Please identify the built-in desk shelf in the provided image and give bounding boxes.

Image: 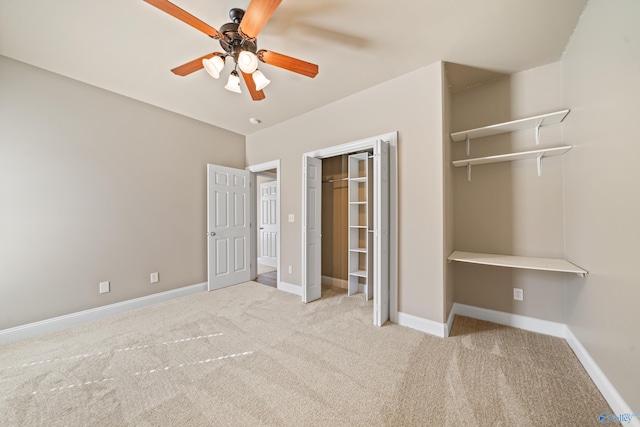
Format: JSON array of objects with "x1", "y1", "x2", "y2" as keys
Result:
[
  {"x1": 450, "y1": 109, "x2": 570, "y2": 144},
  {"x1": 448, "y1": 251, "x2": 587, "y2": 277}
]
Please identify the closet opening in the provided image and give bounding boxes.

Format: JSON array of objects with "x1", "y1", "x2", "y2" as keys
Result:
[
  {"x1": 321, "y1": 151, "x2": 374, "y2": 299},
  {"x1": 302, "y1": 132, "x2": 398, "y2": 327}
]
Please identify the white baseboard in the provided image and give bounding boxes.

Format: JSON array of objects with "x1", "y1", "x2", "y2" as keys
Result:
[
  {"x1": 0, "y1": 282, "x2": 207, "y2": 346},
  {"x1": 321, "y1": 275, "x2": 348, "y2": 289},
  {"x1": 257, "y1": 257, "x2": 277, "y2": 268},
  {"x1": 565, "y1": 328, "x2": 639, "y2": 423},
  {"x1": 451, "y1": 303, "x2": 567, "y2": 337},
  {"x1": 449, "y1": 303, "x2": 637, "y2": 423},
  {"x1": 396, "y1": 312, "x2": 447, "y2": 338},
  {"x1": 277, "y1": 281, "x2": 302, "y2": 296},
  {"x1": 445, "y1": 305, "x2": 456, "y2": 338},
  {"x1": 1, "y1": 280, "x2": 303, "y2": 346}
]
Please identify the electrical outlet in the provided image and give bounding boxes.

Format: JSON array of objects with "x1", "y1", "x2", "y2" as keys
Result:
[
  {"x1": 150, "y1": 272, "x2": 159, "y2": 284},
  {"x1": 513, "y1": 288, "x2": 524, "y2": 301},
  {"x1": 288, "y1": 214, "x2": 294, "y2": 223},
  {"x1": 288, "y1": 265, "x2": 292, "y2": 274},
  {"x1": 99, "y1": 281, "x2": 110, "y2": 294}
]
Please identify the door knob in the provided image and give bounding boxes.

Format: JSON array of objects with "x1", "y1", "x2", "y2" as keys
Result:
[{"x1": 209, "y1": 232, "x2": 216, "y2": 236}]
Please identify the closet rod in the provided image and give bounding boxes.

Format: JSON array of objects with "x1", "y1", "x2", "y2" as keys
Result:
[{"x1": 322, "y1": 177, "x2": 349, "y2": 183}]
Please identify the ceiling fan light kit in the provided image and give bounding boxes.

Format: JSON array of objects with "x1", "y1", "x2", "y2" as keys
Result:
[
  {"x1": 238, "y1": 51, "x2": 259, "y2": 74},
  {"x1": 252, "y1": 70, "x2": 270, "y2": 91},
  {"x1": 202, "y1": 55, "x2": 225, "y2": 79},
  {"x1": 225, "y1": 70, "x2": 242, "y2": 93},
  {"x1": 143, "y1": 0, "x2": 319, "y2": 101}
]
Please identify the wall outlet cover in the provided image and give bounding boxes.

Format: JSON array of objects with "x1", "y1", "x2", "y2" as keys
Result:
[
  {"x1": 99, "y1": 281, "x2": 110, "y2": 294},
  {"x1": 513, "y1": 288, "x2": 524, "y2": 301},
  {"x1": 150, "y1": 272, "x2": 159, "y2": 284}
]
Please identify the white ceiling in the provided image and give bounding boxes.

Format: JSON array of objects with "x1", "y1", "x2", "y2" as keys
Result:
[{"x1": 0, "y1": 0, "x2": 587, "y2": 135}]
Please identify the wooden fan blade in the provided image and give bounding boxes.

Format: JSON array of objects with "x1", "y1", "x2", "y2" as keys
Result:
[
  {"x1": 171, "y1": 53, "x2": 215, "y2": 76},
  {"x1": 238, "y1": 0, "x2": 282, "y2": 39},
  {"x1": 258, "y1": 50, "x2": 319, "y2": 78},
  {"x1": 143, "y1": 0, "x2": 222, "y2": 38},
  {"x1": 241, "y1": 71, "x2": 266, "y2": 101}
]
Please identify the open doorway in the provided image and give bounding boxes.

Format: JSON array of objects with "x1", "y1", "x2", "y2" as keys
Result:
[
  {"x1": 302, "y1": 132, "x2": 398, "y2": 326},
  {"x1": 255, "y1": 172, "x2": 277, "y2": 287},
  {"x1": 247, "y1": 160, "x2": 280, "y2": 290}
]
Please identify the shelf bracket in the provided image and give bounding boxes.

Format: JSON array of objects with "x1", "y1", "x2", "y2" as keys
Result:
[
  {"x1": 466, "y1": 135, "x2": 471, "y2": 156},
  {"x1": 467, "y1": 163, "x2": 472, "y2": 182},
  {"x1": 534, "y1": 119, "x2": 543, "y2": 145},
  {"x1": 536, "y1": 154, "x2": 544, "y2": 177},
  {"x1": 576, "y1": 272, "x2": 586, "y2": 278}
]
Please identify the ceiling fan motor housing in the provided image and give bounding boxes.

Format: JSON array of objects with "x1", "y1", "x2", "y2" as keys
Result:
[{"x1": 219, "y1": 9, "x2": 257, "y2": 61}]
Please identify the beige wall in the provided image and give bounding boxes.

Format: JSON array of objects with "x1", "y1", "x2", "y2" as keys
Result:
[
  {"x1": 561, "y1": 0, "x2": 640, "y2": 410},
  {"x1": 450, "y1": 62, "x2": 567, "y2": 322},
  {"x1": 246, "y1": 62, "x2": 446, "y2": 322},
  {"x1": 0, "y1": 56, "x2": 245, "y2": 330}
]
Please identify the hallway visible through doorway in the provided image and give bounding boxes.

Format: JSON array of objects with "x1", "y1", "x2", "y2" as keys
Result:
[{"x1": 255, "y1": 264, "x2": 277, "y2": 288}]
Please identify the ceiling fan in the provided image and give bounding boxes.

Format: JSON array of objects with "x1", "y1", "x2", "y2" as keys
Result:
[{"x1": 143, "y1": 0, "x2": 319, "y2": 101}]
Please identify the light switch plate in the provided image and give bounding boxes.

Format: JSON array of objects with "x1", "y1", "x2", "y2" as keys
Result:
[{"x1": 288, "y1": 214, "x2": 294, "y2": 222}]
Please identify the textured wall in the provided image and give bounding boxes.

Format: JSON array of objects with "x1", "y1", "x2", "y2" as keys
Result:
[
  {"x1": 561, "y1": 0, "x2": 640, "y2": 411},
  {"x1": 0, "y1": 56, "x2": 245, "y2": 329},
  {"x1": 246, "y1": 63, "x2": 446, "y2": 322}
]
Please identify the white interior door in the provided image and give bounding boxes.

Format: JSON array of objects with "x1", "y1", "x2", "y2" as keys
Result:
[
  {"x1": 373, "y1": 140, "x2": 390, "y2": 326},
  {"x1": 207, "y1": 164, "x2": 251, "y2": 291},
  {"x1": 303, "y1": 156, "x2": 322, "y2": 303},
  {"x1": 259, "y1": 181, "x2": 278, "y2": 268}
]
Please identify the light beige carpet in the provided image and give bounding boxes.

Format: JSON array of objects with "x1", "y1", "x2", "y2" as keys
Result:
[{"x1": 0, "y1": 282, "x2": 610, "y2": 426}]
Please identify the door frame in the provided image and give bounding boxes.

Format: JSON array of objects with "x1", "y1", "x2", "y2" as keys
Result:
[
  {"x1": 301, "y1": 132, "x2": 398, "y2": 323},
  {"x1": 247, "y1": 159, "x2": 281, "y2": 290}
]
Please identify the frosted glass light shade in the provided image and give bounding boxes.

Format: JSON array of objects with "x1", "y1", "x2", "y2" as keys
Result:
[
  {"x1": 237, "y1": 51, "x2": 259, "y2": 74},
  {"x1": 225, "y1": 71, "x2": 241, "y2": 93},
  {"x1": 252, "y1": 70, "x2": 270, "y2": 91},
  {"x1": 202, "y1": 55, "x2": 225, "y2": 79}
]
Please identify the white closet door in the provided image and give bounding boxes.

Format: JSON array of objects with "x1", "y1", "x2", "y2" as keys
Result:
[
  {"x1": 259, "y1": 181, "x2": 278, "y2": 268},
  {"x1": 373, "y1": 140, "x2": 390, "y2": 326},
  {"x1": 303, "y1": 156, "x2": 322, "y2": 303}
]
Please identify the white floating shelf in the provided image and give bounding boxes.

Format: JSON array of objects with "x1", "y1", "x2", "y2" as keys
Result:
[
  {"x1": 448, "y1": 251, "x2": 587, "y2": 277},
  {"x1": 450, "y1": 110, "x2": 570, "y2": 142},
  {"x1": 452, "y1": 146, "x2": 572, "y2": 168}
]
